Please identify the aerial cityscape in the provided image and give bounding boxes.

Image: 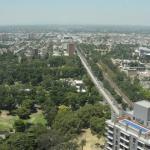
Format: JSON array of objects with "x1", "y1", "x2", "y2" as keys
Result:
[{"x1": 0, "y1": 0, "x2": 150, "y2": 150}]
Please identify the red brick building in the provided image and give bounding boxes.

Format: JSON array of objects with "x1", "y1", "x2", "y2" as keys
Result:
[{"x1": 68, "y1": 43, "x2": 75, "y2": 56}]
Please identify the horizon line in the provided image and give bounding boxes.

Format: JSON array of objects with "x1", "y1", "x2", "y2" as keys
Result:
[{"x1": 0, "y1": 24, "x2": 150, "y2": 27}]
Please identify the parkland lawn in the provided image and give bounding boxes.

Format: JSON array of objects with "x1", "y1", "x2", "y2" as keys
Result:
[{"x1": 0, "y1": 110, "x2": 47, "y2": 131}]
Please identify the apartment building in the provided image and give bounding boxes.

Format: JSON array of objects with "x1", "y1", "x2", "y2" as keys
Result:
[{"x1": 105, "y1": 100, "x2": 150, "y2": 150}]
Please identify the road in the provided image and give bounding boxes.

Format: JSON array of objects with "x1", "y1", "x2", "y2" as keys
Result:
[{"x1": 76, "y1": 48, "x2": 120, "y2": 115}]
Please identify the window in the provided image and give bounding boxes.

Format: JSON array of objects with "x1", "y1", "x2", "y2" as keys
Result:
[
  {"x1": 120, "y1": 139, "x2": 124, "y2": 143},
  {"x1": 125, "y1": 135, "x2": 129, "y2": 140},
  {"x1": 138, "y1": 141, "x2": 144, "y2": 147},
  {"x1": 125, "y1": 141, "x2": 128, "y2": 146},
  {"x1": 133, "y1": 138, "x2": 136, "y2": 143},
  {"x1": 145, "y1": 145, "x2": 150, "y2": 149},
  {"x1": 120, "y1": 133, "x2": 124, "y2": 137},
  {"x1": 109, "y1": 144, "x2": 113, "y2": 148}
]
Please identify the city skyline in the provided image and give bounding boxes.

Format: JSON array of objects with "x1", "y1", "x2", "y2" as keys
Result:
[{"x1": 0, "y1": 0, "x2": 150, "y2": 26}]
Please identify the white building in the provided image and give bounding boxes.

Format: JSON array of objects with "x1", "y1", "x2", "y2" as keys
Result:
[
  {"x1": 105, "y1": 100, "x2": 150, "y2": 150},
  {"x1": 135, "y1": 47, "x2": 150, "y2": 57},
  {"x1": 138, "y1": 71, "x2": 150, "y2": 89}
]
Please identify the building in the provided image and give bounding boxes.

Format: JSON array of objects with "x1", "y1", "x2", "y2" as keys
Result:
[
  {"x1": 137, "y1": 47, "x2": 150, "y2": 57},
  {"x1": 0, "y1": 33, "x2": 10, "y2": 41},
  {"x1": 72, "y1": 80, "x2": 86, "y2": 93},
  {"x1": 105, "y1": 100, "x2": 150, "y2": 150},
  {"x1": 68, "y1": 43, "x2": 75, "y2": 56},
  {"x1": 122, "y1": 68, "x2": 137, "y2": 78},
  {"x1": 138, "y1": 71, "x2": 150, "y2": 89},
  {"x1": 32, "y1": 48, "x2": 39, "y2": 58}
]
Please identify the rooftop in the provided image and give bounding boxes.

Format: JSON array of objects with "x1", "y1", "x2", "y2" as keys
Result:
[
  {"x1": 135, "y1": 100, "x2": 150, "y2": 108},
  {"x1": 74, "y1": 80, "x2": 84, "y2": 84},
  {"x1": 120, "y1": 119, "x2": 150, "y2": 134},
  {"x1": 106, "y1": 119, "x2": 150, "y2": 144},
  {"x1": 139, "y1": 47, "x2": 150, "y2": 52}
]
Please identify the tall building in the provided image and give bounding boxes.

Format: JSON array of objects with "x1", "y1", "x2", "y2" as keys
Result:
[
  {"x1": 105, "y1": 100, "x2": 150, "y2": 150},
  {"x1": 68, "y1": 43, "x2": 75, "y2": 56},
  {"x1": 0, "y1": 33, "x2": 9, "y2": 41}
]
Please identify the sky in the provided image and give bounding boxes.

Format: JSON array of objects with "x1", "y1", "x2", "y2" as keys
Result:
[{"x1": 0, "y1": 0, "x2": 150, "y2": 26}]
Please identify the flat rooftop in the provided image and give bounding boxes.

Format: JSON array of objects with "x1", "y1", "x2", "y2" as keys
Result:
[
  {"x1": 135, "y1": 100, "x2": 150, "y2": 108},
  {"x1": 119, "y1": 119, "x2": 150, "y2": 134},
  {"x1": 139, "y1": 47, "x2": 150, "y2": 52},
  {"x1": 106, "y1": 119, "x2": 150, "y2": 144}
]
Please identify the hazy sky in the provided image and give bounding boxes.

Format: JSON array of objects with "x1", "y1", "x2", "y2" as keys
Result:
[{"x1": 0, "y1": 0, "x2": 150, "y2": 26}]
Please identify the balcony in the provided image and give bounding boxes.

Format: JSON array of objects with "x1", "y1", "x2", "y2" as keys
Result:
[
  {"x1": 120, "y1": 142, "x2": 129, "y2": 149},
  {"x1": 107, "y1": 141, "x2": 113, "y2": 146},
  {"x1": 108, "y1": 129, "x2": 114, "y2": 134},
  {"x1": 120, "y1": 136, "x2": 130, "y2": 143},
  {"x1": 107, "y1": 135, "x2": 113, "y2": 140},
  {"x1": 106, "y1": 146, "x2": 113, "y2": 150},
  {"x1": 137, "y1": 146, "x2": 145, "y2": 150}
]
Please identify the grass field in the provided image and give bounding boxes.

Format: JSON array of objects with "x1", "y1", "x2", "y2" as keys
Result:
[
  {"x1": 27, "y1": 110, "x2": 47, "y2": 125},
  {"x1": 0, "y1": 111, "x2": 18, "y2": 131},
  {"x1": 0, "y1": 110, "x2": 47, "y2": 131}
]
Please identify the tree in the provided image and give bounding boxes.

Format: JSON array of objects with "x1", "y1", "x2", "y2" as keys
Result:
[
  {"x1": 80, "y1": 139, "x2": 86, "y2": 150},
  {"x1": 65, "y1": 92, "x2": 79, "y2": 110},
  {"x1": 44, "y1": 106, "x2": 58, "y2": 126},
  {"x1": 2, "y1": 133, "x2": 36, "y2": 150},
  {"x1": 14, "y1": 119, "x2": 26, "y2": 132},
  {"x1": 0, "y1": 96, "x2": 16, "y2": 111},
  {"x1": 90, "y1": 117, "x2": 105, "y2": 136},
  {"x1": 52, "y1": 111, "x2": 81, "y2": 135},
  {"x1": 37, "y1": 129, "x2": 78, "y2": 150},
  {"x1": 17, "y1": 107, "x2": 30, "y2": 119},
  {"x1": 22, "y1": 99, "x2": 35, "y2": 113},
  {"x1": 77, "y1": 104, "x2": 106, "y2": 128}
]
